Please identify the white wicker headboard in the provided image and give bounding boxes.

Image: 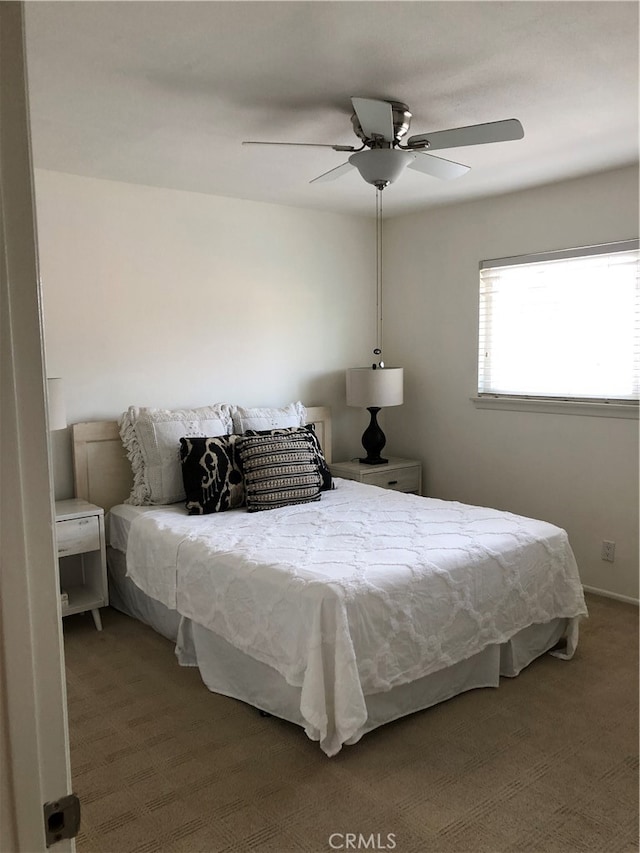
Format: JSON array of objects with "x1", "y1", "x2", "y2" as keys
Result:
[{"x1": 72, "y1": 406, "x2": 332, "y2": 512}]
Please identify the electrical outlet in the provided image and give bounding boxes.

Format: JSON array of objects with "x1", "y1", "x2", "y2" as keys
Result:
[{"x1": 601, "y1": 540, "x2": 616, "y2": 563}]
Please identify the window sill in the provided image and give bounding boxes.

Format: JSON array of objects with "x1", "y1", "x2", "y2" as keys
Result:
[{"x1": 471, "y1": 396, "x2": 639, "y2": 419}]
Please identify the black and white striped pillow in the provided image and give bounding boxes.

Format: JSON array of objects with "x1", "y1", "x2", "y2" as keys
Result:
[
  {"x1": 179, "y1": 434, "x2": 245, "y2": 514},
  {"x1": 244, "y1": 425, "x2": 332, "y2": 491},
  {"x1": 237, "y1": 432, "x2": 322, "y2": 513}
]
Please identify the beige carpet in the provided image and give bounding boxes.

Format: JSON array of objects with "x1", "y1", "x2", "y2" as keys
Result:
[{"x1": 63, "y1": 593, "x2": 639, "y2": 853}]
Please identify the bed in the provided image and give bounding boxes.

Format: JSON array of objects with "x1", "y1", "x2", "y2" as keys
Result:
[{"x1": 72, "y1": 406, "x2": 587, "y2": 757}]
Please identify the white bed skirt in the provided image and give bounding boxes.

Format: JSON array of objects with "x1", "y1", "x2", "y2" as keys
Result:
[{"x1": 107, "y1": 546, "x2": 570, "y2": 752}]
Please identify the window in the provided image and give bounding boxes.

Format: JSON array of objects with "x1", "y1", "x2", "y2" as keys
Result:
[{"x1": 477, "y1": 241, "x2": 639, "y2": 412}]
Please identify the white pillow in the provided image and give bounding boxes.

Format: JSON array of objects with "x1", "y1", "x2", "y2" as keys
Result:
[
  {"x1": 119, "y1": 404, "x2": 233, "y2": 505},
  {"x1": 231, "y1": 401, "x2": 307, "y2": 434}
]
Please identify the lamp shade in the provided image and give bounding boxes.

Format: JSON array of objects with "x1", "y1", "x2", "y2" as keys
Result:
[
  {"x1": 346, "y1": 367, "x2": 404, "y2": 409},
  {"x1": 46, "y1": 378, "x2": 67, "y2": 431}
]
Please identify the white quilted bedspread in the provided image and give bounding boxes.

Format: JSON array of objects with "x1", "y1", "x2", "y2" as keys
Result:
[{"x1": 124, "y1": 479, "x2": 587, "y2": 755}]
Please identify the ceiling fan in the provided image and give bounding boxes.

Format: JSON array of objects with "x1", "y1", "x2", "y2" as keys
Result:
[{"x1": 243, "y1": 97, "x2": 524, "y2": 190}]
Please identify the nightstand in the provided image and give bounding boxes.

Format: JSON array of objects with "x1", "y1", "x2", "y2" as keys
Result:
[
  {"x1": 330, "y1": 457, "x2": 422, "y2": 495},
  {"x1": 55, "y1": 499, "x2": 108, "y2": 631}
]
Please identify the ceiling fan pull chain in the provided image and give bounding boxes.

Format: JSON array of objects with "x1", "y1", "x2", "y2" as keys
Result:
[{"x1": 374, "y1": 188, "x2": 384, "y2": 368}]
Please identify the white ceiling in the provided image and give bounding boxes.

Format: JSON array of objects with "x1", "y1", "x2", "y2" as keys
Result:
[{"x1": 24, "y1": 1, "x2": 639, "y2": 218}]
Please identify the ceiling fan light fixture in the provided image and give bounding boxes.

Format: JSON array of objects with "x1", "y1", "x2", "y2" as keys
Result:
[
  {"x1": 246, "y1": 98, "x2": 523, "y2": 189},
  {"x1": 348, "y1": 149, "x2": 414, "y2": 188}
]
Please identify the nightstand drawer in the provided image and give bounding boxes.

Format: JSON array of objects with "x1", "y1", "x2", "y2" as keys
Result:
[
  {"x1": 56, "y1": 516, "x2": 100, "y2": 557},
  {"x1": 361, "y1": 466, "x2": 421, "y2": 493}
]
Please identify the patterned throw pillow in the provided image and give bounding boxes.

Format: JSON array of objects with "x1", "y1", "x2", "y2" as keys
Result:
[
  {"x1": 180, "y1": 435, "x2": 245, "y2": 514},
  {"x1": 244, "y1": 425, "x2": 332, "y2": 492},
  {"x1": 237, "y1": 432, "x2": 322, "y2": 513}
]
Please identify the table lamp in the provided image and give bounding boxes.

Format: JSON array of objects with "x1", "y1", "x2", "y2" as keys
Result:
[
  {"x1": 47, "y1": 378, "x2": 67, "y2": 431},
  {"x1": 346, "y1": 366, "x2": 403, "y2": 464}
]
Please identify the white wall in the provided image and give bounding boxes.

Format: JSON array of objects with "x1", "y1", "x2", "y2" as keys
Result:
[
  {"x1": 36, "y1": 166, "x2": 639, "y2": 601},
  {"x1": 384, "y1": 165, "x2": 639, "y2": 601},
  {"x1": 34, "y1": 170, "x2": 375, "y2": 497}
]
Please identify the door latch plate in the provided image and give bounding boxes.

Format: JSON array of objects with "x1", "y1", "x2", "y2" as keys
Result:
[{"x1": 43, "y1": 793, "x2": 81, "y2": 847}]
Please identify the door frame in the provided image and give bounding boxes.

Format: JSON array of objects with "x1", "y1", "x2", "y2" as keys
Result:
[{"x1": 1, "y1": 2, "x2": 73, "y2": 850}]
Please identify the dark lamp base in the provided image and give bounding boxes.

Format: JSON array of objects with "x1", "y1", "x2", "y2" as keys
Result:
[{"x1": 359, "y1": 407, "x2": 389, "y2": 466}]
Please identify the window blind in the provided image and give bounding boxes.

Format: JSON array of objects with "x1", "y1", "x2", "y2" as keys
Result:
[{"x1": 478, "y1": 241, "x2": 639, "y2": 403}]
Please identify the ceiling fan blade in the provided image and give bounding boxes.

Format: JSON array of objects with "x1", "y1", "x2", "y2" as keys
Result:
[
  {"x1": 407, "y1": 118, "x2": 524, "y2": 151},
  {"x1": 309, "y1": 161, "x2": 355, "y2": 184},
  {"x1": 243, "y1": 141, "x2": 356, "y2": 152},
  {"x1": 408, "y1": 153, "x2": 470, "y2": 180},
  {"x1": 351, "y1": 97, "x2": 395, "y2": 142}
]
